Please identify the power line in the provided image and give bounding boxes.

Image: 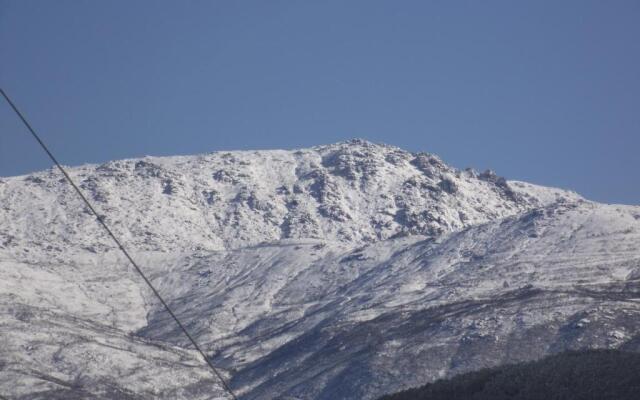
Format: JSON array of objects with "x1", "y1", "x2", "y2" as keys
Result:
[{"x1": 0, "y1": 88, "x2": 239, "y2": 400}]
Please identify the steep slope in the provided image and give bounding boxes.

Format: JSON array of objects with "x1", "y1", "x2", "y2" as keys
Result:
[
  {"x1": 0, "y1": 140, "x2": 637, "y2": 399},
  {"x1": 143, "y1": 200, "x2": 639, "y2": 399}
]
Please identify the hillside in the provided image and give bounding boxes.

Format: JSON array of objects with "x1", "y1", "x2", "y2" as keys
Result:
[
  {"x1": 378, "y1": 350, "x2": 640, "y2": 400},
  {"x1": 1, "y1": 140, "x2": 638, "y2": 399}
]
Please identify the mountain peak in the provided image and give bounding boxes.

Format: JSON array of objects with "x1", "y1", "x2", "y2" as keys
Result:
[
  {"x1": 0, "y1": 141, "x2": 580, "y2": 255},
  {"x1": 317, "y1": 138, "x2": 388, "y2": 148}
]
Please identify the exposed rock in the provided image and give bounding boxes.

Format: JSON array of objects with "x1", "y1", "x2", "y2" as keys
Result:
[
  {"x1": 411, "y1": 153, "x2": 448, "y2": 178},
  {"x1": 438, "y1": 176, "x2": 458, "y2": 194}
]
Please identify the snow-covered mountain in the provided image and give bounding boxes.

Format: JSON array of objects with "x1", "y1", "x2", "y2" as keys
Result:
[{"x1": 1, "y1": 140, "x2": 638, "y2": 399}]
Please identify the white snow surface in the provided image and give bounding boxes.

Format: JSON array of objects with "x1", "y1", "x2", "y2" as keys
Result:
[{"x1": 1, "y1": 140, "x2": 638, "y2": 399}]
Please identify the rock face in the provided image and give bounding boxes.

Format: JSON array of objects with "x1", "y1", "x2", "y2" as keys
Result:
[{"x1": 0, "y1": 140, "x2": 638, "y2": 399}]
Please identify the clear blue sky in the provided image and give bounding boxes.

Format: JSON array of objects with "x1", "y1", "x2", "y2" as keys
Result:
[{"x1": 1, "y1": 1, "x2": 638, "y2": 204}]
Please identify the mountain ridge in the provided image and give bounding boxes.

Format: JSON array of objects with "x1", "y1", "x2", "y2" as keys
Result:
[{"x1": 0, "y1": 139, "x2": 580, "y2": 254}]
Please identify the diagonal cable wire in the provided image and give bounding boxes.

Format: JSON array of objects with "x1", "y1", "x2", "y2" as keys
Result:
[{"x1": 0, "y1": 88, "x2": 239, "y2": 400}]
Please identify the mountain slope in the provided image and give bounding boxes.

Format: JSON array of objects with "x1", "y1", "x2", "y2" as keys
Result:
[
  {"x1": 0, "y1": 140, "x2": 637, "y2": 399},
  {"x1": 378, "y1": 349, "x2": 640, "y2": 400}
]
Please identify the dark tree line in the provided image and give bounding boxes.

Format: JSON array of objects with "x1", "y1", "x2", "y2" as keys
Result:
[{"x1": 378, "y1": 349, "x2": 640, "y2": 400}]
